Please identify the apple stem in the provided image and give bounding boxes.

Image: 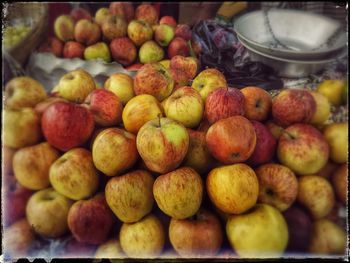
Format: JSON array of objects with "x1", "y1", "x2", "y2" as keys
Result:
[
  {"x1": 283, "y1": 131, "x2": 296, "y2": 140},
  {"x1": 157, "y1": 114, "x2": 162, "y2": 127}
]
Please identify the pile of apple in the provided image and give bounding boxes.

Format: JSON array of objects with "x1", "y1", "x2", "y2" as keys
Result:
[
  {"x1": 2, "y1": 56, "x2": 348, "y2": 259},
  {"x1": 38, "y1": 2, "x2": 194, "y2": 68}
]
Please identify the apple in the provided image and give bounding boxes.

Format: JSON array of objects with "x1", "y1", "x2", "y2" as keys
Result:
[
  {"x1": 5, "y1": 76, "x2": 47, "y2": 109},
  {"x1": 272, "y1": 89, "x2": 316, "y2": 127},
  {"x1": 133, "y1": 63, "x2": 174, "y2": 101},
  {"x1": 13, "y1": 142, "x2": 60, "y2": 190},
  {"x1": 175, "y1": 24, "x2": 192, "y2": 41},
  {"x1": 163, "y1": 86, "x2": 204, "y2": 128},
  {"x1": 119, "y1": 214, "x2": 165, "y2": 258},
  {"x1": 192, "y1": 68, "x2": 227, "y2": 101},
  {"x1": 95, "y1": 7, "x2": 110, "y2": 26},
  {"x1": 110, "y1": 37, "x2": 137, "y2": 66},
  {"x1": 283, "y1": 205, "x2": 313, "y2": 252},
  {"x1": 206, "y1": 115, "x2": 256, "y2": 164},
  {"x1": 255, "y1": 163, "x2": 298, "y2": 211},
  {"x1": 159, "y1": 16, "x2": 177, "y2": 28},
  {"x1": 68, "y1": 193, "x2": 114, "y2": 245},
  {"x1": 109, "y1": 2, "x2": 134, "y2": 23},
  {"x1": 169, "y1": 55, "x2": 198, "y2": 87},
  {"x1": 207, "y1": 163, "x2": 259, "y2": 214},
  {"x1": 95, "y1": 239, "x2": 125, "y2": 258},
  {"x1": 323, "y1": 122, "x2": 348, "y2": 163},
  {"x1": 331, "y1": 164, "x2": 347, "y2": 205},
  {"x1": 63, "y1": 41, "x2": 85, "y2": 59},
  {"x1": 277, "y1": 124, "x2": 330, "y2": 175},
  {"x1": 70, "y1": 7, "x2": 92, "y2": 22},
  {"x1": 169, "y1": 209, "x2": 223, "y2": 257},
  {"x1": 139, "y1": 40, "x2": 164, "y2": 64},
  {"x1": 64, "y1": 238, "x2": 98, "y2": 258},
  {"x1": 37, "y1": 36, "x2": 64, "y2": 57},
  {"x1": 105, "y1": 170, "x2": 154, "y2": 223},
  {"x1": 41, "y1": 101, "x2": 95, "y2": 151},
  {"x1": 153, "y1": 167, "x2": 203, "y2": 219},
  {"x1": 247, "y1": 121, "x2": 277, "y2": 166},
  {"x1": 92, "y1": 127, "x2": 138, "y2": 176},
  {"x1": 226, "y1": 204, "x2": 289, "y2": 258},
  {"x1": 309, "y1": 219, "x2": 347, "y2": 255},
  {"x1": 54, "y1": 15, "x2": 74, "y2": 42},
  {"x1": 159, "y1": 59, "x2": 170, "y2": 69},
  {"x1": 3, "y1": 107, "x2": 42, "y2": 149},
  {"x1": 136, "y1": 117, "x2": 189, "y2": 174},
  {"x1": 101, "y1": 15, "x2": 127, "y2": 41},
  {"x1": 126, "y1": 63, "x2": 143, "y2": 71},
  {"x1": 167, "y1": 37, "x2": 190, "y2": 59},
  {"x1": 316, "y1": 79, "x2": 345, "y2": 106},
  {"x1": 127, "y1": 20, "x2": 153, "y2": 46},
  {"x1": 84, "y1": 42, "x2": 111, "y2": 63},
  {"x1": 122, "y1": 94, "x2": 164, "y2": 134},
  {"x1": 74, "y1": 19, "x2": 101, "y2": 46},
  {"x1": 265, "y1": 120, "x2": 284, "y2": 140},
  {"x1": 26, "y1": 188, "x2": 73, "y2": 238},
  {"x1": 83, "y1": 88, "x2": 123, "y2": 127},
  {"x1": 104, "y1": 73, "x2": 135, "y2": 105},
  {"x1": 191, "y1": 38, "x2": 202, "y2": 56},
  {"x1": 135, "y1": 4, "x2": 158, "y2": 25},
  {"x1": 49, "y1": 148, "x2": 99, "y2": 200},
  {"x1": 51, "y1": 69, "x2": 96, "y2": 103},
  {"x1": 297, "y1": 175, "x2": 335, "y2": 219},
  {"x1": 155, "y1": 24, "x2": 175, "y2": 47},
  {"x1": 309, "y1": 91, "x2": 331, "y2": 125}
]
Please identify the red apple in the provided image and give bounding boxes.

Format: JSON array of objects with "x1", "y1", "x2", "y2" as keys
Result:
[
  {"x1": 109, "y1": 37, "x2": 137, "y2": 66},
  {"x1": 159, "y1": 16, "x2": 177, "y2": 28},
  {"x1": 175, "y1": 24, "x2": 192, "y2": 41},
  {"x1": 168, "y1": 37, "x2": 190, "y2": 59},
  {"x1": 109, "y1": 2, "x2": 135, "y2": 23},
  {"x1": 101, "y1": 15, "x2": 127, "y2": 41},
  {"x1": 241, "y1": 86, "x2": 272, "y2": 122},
  {"x1": 63, "y1": 41, "x2": 85, "y2": 59},
  {"x1": 41, "y1": 101, "x2": 95, "y2": 151},
  {"x1": 37, "y1": 37, "x2": 63, "y2": 57},
  {"x1": 135, "y1": 4, "x2": 158, "y2": 25},
  {"x1": 169, "y1": 55, "x2": 198, "y2": 87},
  {"x1": 205, "y1": 87, "x2": 245, "y2": 124},
  {"x1": 247, "y1": 121, "x2": 277, "y2": 166},
  {"x1": 74, "y1": 19, "x2": 101, "y2": 46},
  {"x1": 126, "y1": 63, "x2": 143, "y2": 72},
  {"x1": 331, "y1": 164, "x2": 347, "y2": 205},
  {"x1": 70, "y1": 7, "x2": 92, "y2": 23}
]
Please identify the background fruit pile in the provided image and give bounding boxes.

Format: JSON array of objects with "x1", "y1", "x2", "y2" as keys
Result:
[
  {"x1": 37, "y1": 3, "x2": 194, "y2": 69},
  {"x1": 3, "y1": 23, "x2": 32, "y2": 50}
]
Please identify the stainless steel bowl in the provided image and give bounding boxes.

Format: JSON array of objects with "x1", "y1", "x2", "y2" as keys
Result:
[{"x1": 234, "y1": 9, "x2": 347, "y2": 60}]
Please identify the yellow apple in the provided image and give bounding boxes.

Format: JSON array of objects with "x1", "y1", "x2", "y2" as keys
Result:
[
  {"x1": 159, "y1": 59, "x2": 170, "y2": 69},
  {"x1": 309, "y1": 91, "x2": 331, "y2": 125},
  {"x1": 316, "y1": 79, "x2": 345, "y2": 106},
  {"x1": 95, "y1": 7, "x2": 110, "y2": 26},
  {"x1": 95, "y1": 239, "x2": 125, "y2": 258},
  {"x1": 323, "y1": 122, "x2": 348, "y2": 163},
  {"x1": 104, "y1": 73, "x2": 135, "y2": 105}
]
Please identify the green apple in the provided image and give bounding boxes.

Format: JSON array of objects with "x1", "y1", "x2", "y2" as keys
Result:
[
  {"x1": 139, "y1": 40, "x2": 164, "y2": 64},
  {"x1": 323, "y1": 122, "x2": 348, "y2": 164},
  {"x1": 84, "y1": 42, "x2": 111, "y2": 63},
  {"x1": 104, "y1": 73, "x2": 135, "y2": 105},
  {"x1": 316, "y1": 79, "x2": 345, "y2": 106},
  {"x1": 54, "y1": 15, "x2": 74, "y2": 42},
  {"x1": 226, "y1": 204, "x2": 289, "y2": 258},
  {"x1": 155, "y1": 24, "x2": 175, "y2": 47},
  {"x1": 309, "y1": 91, "x2": 331, "y2": 125}
]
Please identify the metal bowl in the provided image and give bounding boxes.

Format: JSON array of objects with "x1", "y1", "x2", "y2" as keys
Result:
[{"x1": 234, "y1": 9, "x2": 347, "y2": 60}]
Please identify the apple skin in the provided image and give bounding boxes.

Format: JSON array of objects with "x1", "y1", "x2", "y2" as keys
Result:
[
  {"x1": 105, "y1": 170, "x2": 154, "y2": 223},
  {"x1": 163, "y1": 86, "x2": 204, "y2": 128},
  {"x1": 297, "y1": 175, "x2": 335, "y2": 219},
  {"x1": 206, "y1": 116, "x2": 257, "y2": 164},
  {"x1": 160, "y1": 16, "x2": 177, "y2": 28},
  {"x1": 101, "y1": 15, "x2": 127, "y2": 41},
  {"x1": 135, "y1": 4, "x2": 158, "y2": 25},
  {"x1": 119, "y1": 214, "x2": 165, "y2": 258},
  {"x1": 74, "y1": 19, "x2": 101, "y2": 46},
  {"x1": 155, "y1": 24, "x2": 175, "y2": 47},
  {"x1": 3, "y1": 108, "x2": 42, "y2": 149},
  {"x1": 133, "y1": 63, "x2": 174, "y2": 101},
  {"x1": 110, "y1": 37, "x2": 137, "y2": 66},
  {"x1": 226, "y1": 204, "x2": 289, "y2": 258},
  {"x1": 41, "y1": 101, "x2": 95, "y2": 151},
  {"x1": 241, "y1": 86, "x2": 272, "y2": 122},
  {"x1": 139, "y1": 40, "x2": 164, "y2": 64},
  {"x1": 95, "y1": 239, "x2": 125, "y2": 258},
  {"x1": 83, "y1": 88, "x2": 123, "y2": 127},
  {"x1": 49, "y1": 148, "x2": 99, "y2": 200},
  {"x1": 331, "y1": 164, "x2": 347, "y2": 205},
  {"x1": 283, "y1": 205, "x2": 313, "y2": 252},
  {"x1": 37, "y1": 36, "x2": 64, "y2": 57},
  {"x1": 26, "y1": 188, "x2": 74, "y2": 238},
  {"x1": 316, "y1": 79, "x2": 345, "y2": 107},
  {"x1": 277, "y1": 124, "x2": 329, "y2": 175},
  {"x1": 255, "y1": 163, "x2": 298, "y2": 211},
  {"x1": 13, "y1": 142, "x2": 60, "y2": 190},
  {"x1": 169, "y1": 55, "x2": 198, "y2": 87},
  {"x1": 169, "y1": 209, "x2": 223, "y2": 257},
  {"x1": 51, "y1": 69, "x2": 96, "y2": 103},
  {"x1": 247, "y1": 121, "x2": 277, "y2": 166},
  {"x1": 70, "y1": 7, "x2": 92, "y2": 22},
  {"x1": 104, "y1": 73, "x2": 135, "y2": 105},
  {"x1": 34, "y1": 97, "x2": 68, "y2": 118},
  {"x1": 136, "y1": 117, "x2": 189, "y2": 174},
  {"x1": 205, "y1": 87, "x2": 245, "y2": 124},
  {"x1": 84, "y1": 42, "x2": 112, "y2": 63},
  {"x1": 54, "y1": 15, "x2": 75, "y2": 42},
  {"x1": 323, "y1": 122, "x2": 348, "y2": 164},
  {"x1": 95, "y1": 7, "x2": 110, "y2": 26},
  {"x1": 175, "y1": 24, "x2": 192, "y2": 41},
  {"x1": 309, "y1": 91, "x2": 331, "y2": 125},
  {"x1": 127, "y1": 20, "x2": 153, "y2": 46},
  {"x1": 92, "y1": 127, "x2": 138, "y2": 176},
  {"x1": 153, "y1": 167, "x2": 203, "y2": 219},
  {"x1": 5, "y1": 76, "x2": 47, "y2": 110},
  {"x1": 167, "y1": 37, "x2": 190, "y2": 59},
  {"x1": 109, "y1": 2, "x2": 135, "y2": 23},
  {"x1": 192, "y1": 68, "x2": 227, "y2": 101},
  {"x1": 207, "y1": 163, "x2": 259, "y2": 214},
  {"x1": 63, "y1": 41, "x2": 85, "y2": 59},
  {"x1": 265, "y1": 120, "x2": 284, "y2": 140},
  {"x1": 272, "y1": 89, "x2": 316, "y2": 127}
]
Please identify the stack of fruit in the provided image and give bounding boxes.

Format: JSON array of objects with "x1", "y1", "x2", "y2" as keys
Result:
[
  {"x1": 2, "y1": 57, "x2": 348, "y2": 259},
  {"x1": 37, "y1": 3, "x2": 194, "y2": 69},
  {"x1": 3, "y1": 23, "x2": 32, "y2": 50}
]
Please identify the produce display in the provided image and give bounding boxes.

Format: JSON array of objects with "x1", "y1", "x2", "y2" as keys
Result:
[
  {"x1": 2, "y1": 2, "x2": 349, "y2": 261},
  {"x1": 3, "y1": 23, "x2": 32, "y2": 50}
]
